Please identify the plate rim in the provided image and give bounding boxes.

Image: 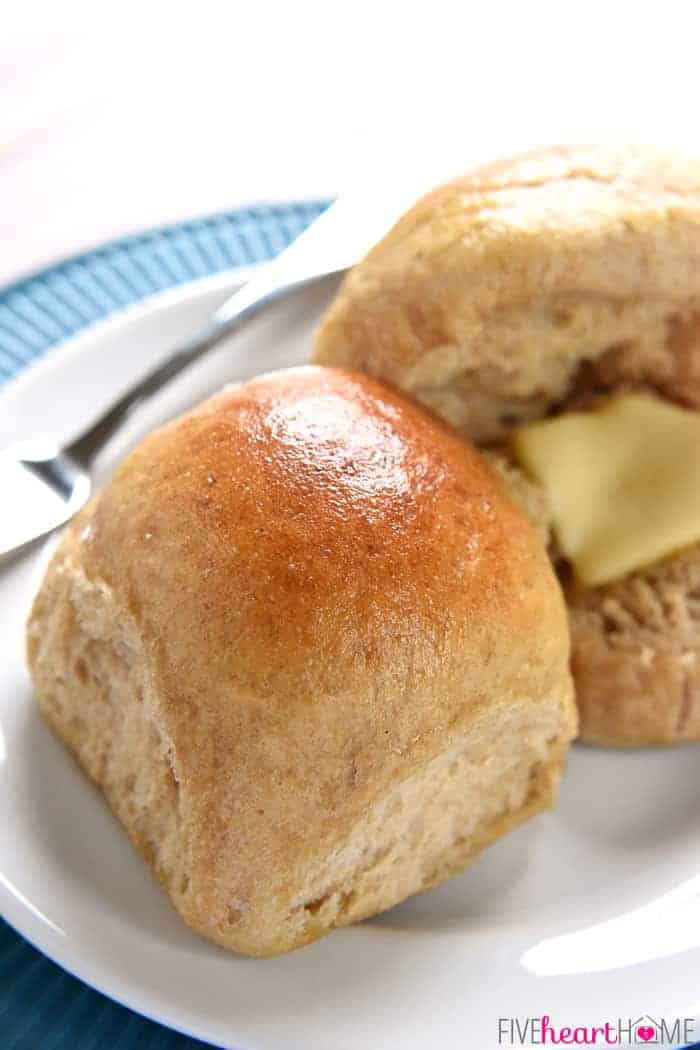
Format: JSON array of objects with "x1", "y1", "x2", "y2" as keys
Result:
[{"x1": 0, "y1": 264, "x2": 257, "y2": 412}]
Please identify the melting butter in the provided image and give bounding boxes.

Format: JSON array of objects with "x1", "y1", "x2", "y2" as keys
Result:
[{"x1": 512, "y1": 393, "x2": 700, "y2": 586}]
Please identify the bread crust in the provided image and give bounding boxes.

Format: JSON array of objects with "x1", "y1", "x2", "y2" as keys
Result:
[
  {"x1": 314, "y1": 146, "x2": 700, "y2": 747},
  {"x1": 27, "y1": 366, "x2": 575, "y2": 953},
  {"x1": 315, "y1": 145, "x2": 700, "y2": 444}
]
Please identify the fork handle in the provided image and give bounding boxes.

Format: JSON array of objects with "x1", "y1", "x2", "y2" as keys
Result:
[
  {"x1": 66, "y1": 267, "x2": 341, "y2": 466},
  {"x1": 64, "y1": 185, "x2": 409, "y2": 465}
]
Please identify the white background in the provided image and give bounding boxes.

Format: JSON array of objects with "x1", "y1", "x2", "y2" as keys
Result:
[{"x1": 2, "y1": 1, "x2": 700, "y2": 286}]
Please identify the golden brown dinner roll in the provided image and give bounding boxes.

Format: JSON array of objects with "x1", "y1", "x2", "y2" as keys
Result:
[
  {"x1": 314, "y1": 144, "x2": 700, "y2": 442},
  {"x1": 27, "y1": 365, "x2": 576, "y2": 956},
  {"x1": 313, "y1": 145, "x2": 700, "y2": 747}
]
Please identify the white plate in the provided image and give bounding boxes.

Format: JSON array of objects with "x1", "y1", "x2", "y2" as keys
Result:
[{"x1": 2, "y1": 269, "x2": 700, "y2": 1050}]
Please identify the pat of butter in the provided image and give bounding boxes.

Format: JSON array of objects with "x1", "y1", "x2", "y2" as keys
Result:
[{"x1": 512, "y1": 393, "x2": 700, "y2": 587}]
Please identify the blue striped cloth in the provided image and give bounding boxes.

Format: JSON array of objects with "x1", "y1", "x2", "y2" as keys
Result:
[{"x1": 0, "y1": 199, "x2": 328, "y2": 1050}]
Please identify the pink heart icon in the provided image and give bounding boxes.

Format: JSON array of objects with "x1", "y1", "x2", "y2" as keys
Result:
[{"x1": 637, "y1": 1027, "x2": 655, "y2": 1042}]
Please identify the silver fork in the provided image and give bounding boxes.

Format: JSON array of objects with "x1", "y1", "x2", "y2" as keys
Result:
[{"x1": 0, "y1": 191, "x2": 402, "y2": 561}]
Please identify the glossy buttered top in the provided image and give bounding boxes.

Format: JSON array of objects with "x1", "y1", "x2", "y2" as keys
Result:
[{"x1": 80, "y1": 365, "x2": 564, "y2": 706}]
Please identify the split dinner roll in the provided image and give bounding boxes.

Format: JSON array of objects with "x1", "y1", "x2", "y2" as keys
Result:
[
  {"x1": 314, "y1": 145, "x2": 700, "y2": 747},
  {"x1": 27, "y1": 366, "x2": 576, "y2": 956}
]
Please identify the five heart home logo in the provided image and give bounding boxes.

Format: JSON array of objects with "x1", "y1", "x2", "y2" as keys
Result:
[{"x1": 497, "y1": 1011, "x2": 695, "y2": 1044}]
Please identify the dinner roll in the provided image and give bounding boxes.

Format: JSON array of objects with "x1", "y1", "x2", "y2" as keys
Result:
[
  {"x1": 27, "y1": 366, "x2": 575, "y2": 955},
  {"x1": 314, "y1": 144, "x2": 700, "y2": 443},
  {"x1": 314, "y1": 145, "x2": 700, "y2": 747}
]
